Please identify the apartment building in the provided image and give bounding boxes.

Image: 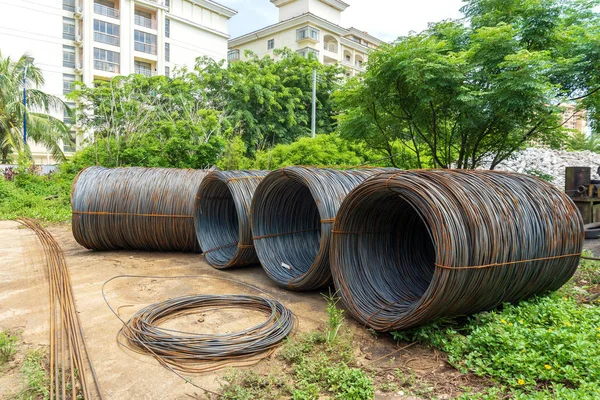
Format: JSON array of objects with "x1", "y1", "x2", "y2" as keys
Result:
[
  {"x1": 0, "y1": 0, "x2": 236, "y2": 164},
  {"x1": 561, "y1": 103, "x2": 588, "y2": 134},
  {"x1": 227, "y1": 0, "x2": 383, "y2": 78}
]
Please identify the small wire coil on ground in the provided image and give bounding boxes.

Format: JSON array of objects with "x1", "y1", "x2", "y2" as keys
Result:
[
  {"x1": 72, "y1": 167, "x2": 214, "y2": 252},
  {"x1": 195, "y1": 170, "x2": 269, "y2": 269},
  {"x1": 111, "y1": 293, "x2": 296, "y2": 374},
  {"x1": 331, "y1": 170, "x2": 584, "y2": 332},
  {"x1": 250, "y1": 167, "x2": 391, "y2": 291}
]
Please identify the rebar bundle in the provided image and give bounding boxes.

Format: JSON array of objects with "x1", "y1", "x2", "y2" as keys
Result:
[
  {"x1": 18, "y1": 218, "x2": 102, "y2": 400},
  {"x1": 251, "y1": 167, "x2": 390, "y2": 291},
  {"x1": 195, "y1": 170, "x2": 269, "y2": 269},
  {"x1": 113, "y1": 294, "x2": 296, "y2": 374},
  {"x1": 72, "y1": 167, "x2": 213, "y2": 252},
  {"x1": 331, "y1": 170, "x2": 584, "y2": 332}
]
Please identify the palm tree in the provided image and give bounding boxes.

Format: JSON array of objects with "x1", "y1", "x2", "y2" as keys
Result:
[{"x1": 0, "y1": 52, "x2": 70, "y2": 164}]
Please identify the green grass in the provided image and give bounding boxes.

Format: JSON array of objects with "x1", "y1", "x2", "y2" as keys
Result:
[
  {"x1": 219, "y1": 294, "x2": 374, "y2": 400},
  {"x1": 0, "y1": 331, "x2": 18, "y2": 364},
  {"x1": 0, "y1": 172, "x2": 74, "y2": 223},
  {"x1": 15, "y1": 348, "x2": 49, "y2": 400},
  {"x1": 391, "y1": 257, "x2": 600, "y2": 399}
]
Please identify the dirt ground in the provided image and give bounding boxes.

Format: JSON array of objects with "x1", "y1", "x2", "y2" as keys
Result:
[{"x1": 5, "y1": 220, "x2": 592, "y2": 399}]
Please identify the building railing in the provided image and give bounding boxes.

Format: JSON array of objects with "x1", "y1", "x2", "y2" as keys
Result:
[
  {"x1": 323, "y1": 42, "x2": 338, "y2": 53},
  {"x1": 134, "y1": 41, "x2": 157, "y2": 55},
  {"x1": 135, "y1": 67, "x2": 155, "y2": 77},
  {"x1": 94, "y1": 3, "x2": 120, "y2": 19},
  {"x1": 94, "y1": 31, "x2": 120, "y2": 46},
  {"x1": 94, "y1": 60, "x2": 120, "y2": 73},
  {"x1": 134, "y1": 14, "x2": 157, "y2": 29},
  {"x1": 227, "y1": 50, "x2": 240, "y2": 62}
]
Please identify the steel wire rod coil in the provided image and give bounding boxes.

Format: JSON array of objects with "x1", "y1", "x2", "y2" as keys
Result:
[
  {"x1": 195, "y1": 170, "x2": 270, "y2": 269},
  {"x1": 331, "y1": 170, "x2": 584, "y2": 332},
  {"x1": 251, "y1": 167, "x2": 391, "y2": 291},
  {"x1": 116, "y1": 294, "x2": 296, "y2": 373},
  {"x1": 72, "y1": 166, "x2": 214, "y2": 252}
]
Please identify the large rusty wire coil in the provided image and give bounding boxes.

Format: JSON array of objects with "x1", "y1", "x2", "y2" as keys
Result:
[
  {"x1": 331, "y1": 170, "x2": 584, "y2": 332},
  {"x1": 195, "y1": 170, "x2": 269, "y2": 269},
  {"x1": 251, "y1": 167, "x2": 391, "y2": 291},
  {"x1": 72, "y1": 167, "x2": 213, "y2": 252}
]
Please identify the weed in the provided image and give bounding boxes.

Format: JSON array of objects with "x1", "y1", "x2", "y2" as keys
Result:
[
  {"x1": 323, "y1": 290, "x2": 344, "y2": 344},
  {"x1": 378, "y1": 381, "x2": 399, "y2": 392},
  {"x1": 16, "y1": 348, "x2": 49, "y2": 400},
  {"x1": 0, "y1": 330, "x2": 18, "y2": 364}
]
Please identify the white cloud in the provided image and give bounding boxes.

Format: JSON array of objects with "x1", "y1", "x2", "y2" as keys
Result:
[
  {"x1": 220, "y1": 0, "x2": 466, "y2": 41},
  {"x1": 341, "y1": 0, "x2": 465, "y2": 42}
]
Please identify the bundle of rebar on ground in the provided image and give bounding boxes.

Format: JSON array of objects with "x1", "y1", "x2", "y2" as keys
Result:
[
  {"x1": 113, "y1": 294, "x2": 295, "y2": 374},
  {"x1": 195, "y1": 170, "x2": 269, "y2": 269},
  {"x1": 18, "y1": 218, "x2": 102, "y2": 400},
  {"x1": 72, "y1": 167, "x2": 213, "y2": 252},
  {"x1": 250, "y1": 167, "x2": 391, "y2": 291},
  {"x1": 330, "y1": 170, "x2": 584, "y2": 332}
]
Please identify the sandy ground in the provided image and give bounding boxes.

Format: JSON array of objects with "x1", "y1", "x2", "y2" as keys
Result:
[
  {"x1": 3, "y1": 220, "x2": 593, "y2": 399},
  {"x1": 0, "y1": 220, "x2": 329, "y2": 399}
]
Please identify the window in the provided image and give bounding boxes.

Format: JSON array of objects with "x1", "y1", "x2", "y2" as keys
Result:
[
  {"x1": 267, "y1": 39, "x2": 275, "y2": 50},
  {"x1": 94, "y1": 48, "x2": 120, "y2": 73},
  {"x1": 227, "y1": 49, "x2": 240, "y2": 62},
  {"x1": 165, "y1": 42, "x2": 170, "y2": 62},
  {"x1": 63, "y1": 74, "x2": 76, "y2": 94},
  {"x1": 165, "y1": 0, "x2": 170, "y2": 9},
  {"x1": 134, "y1": 9, "x2": 156, "y2": 29},
  {"x1": 165, "y1": 18, "x2": 170, "y2": 38},
  {"x1": 63, "y1": 17, "x2": 75, "y2": 40},
  {"x1": 296, "y1": 26, "x2": 319, "y2": 42},
  {"x1": 345, "y1": 54, "x2": 351, "y2": 62},
  {"x1": 297, "y1": 47, "x2": 319, "y2": 58},
  {"x1": 63, "y1": 0, "x2": 75, "y2": 12},
  {"x1": 63, "y1": 131, "x2": 76, "y2": 153},
  {"x1": 134, "y1": 60, "x2": 152, "y2": 77},
  {"x1": 63, "y1": 103, "x2": 75, "y2": 125},
  {"x1": 165, "y1": 66, "x2": 170, "y2": 78},
  {"x1": 94, "y1": 0, "x2": 119, "y2": 19},
  {"x1": 134, "y1": 30, "x2": 157, "y2": 54},
  {"x1": 94, "y1": 19, "x2": 120, "y2": 46},
  {"x1": 63, "y1": 45, "x2": 75, "y2": 68}
]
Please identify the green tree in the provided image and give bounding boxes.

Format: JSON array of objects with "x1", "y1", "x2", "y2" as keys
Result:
[
  {"x1": 196, "y1": 49, "x2": 342, "y2": 156},
  {"x1": 337, "y1": 0, "x2": 599, "y2": 169},
  {"x1": 0, "y1": 52, "x2": 69, "y2": 163}
]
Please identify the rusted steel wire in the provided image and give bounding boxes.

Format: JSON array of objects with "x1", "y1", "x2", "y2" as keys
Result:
[
  {"x1": 17, "y1": 218, "x2": 103, "y2": 400},
  {"x1": 71, "y1": 166, "x2": 214, "y2": 252},
  {"x1": 102, "y1": 278, "x2": 295, "y2": 376},
  {"x1": 330, "y1": 170, "x2": 584, "y2": 332},
  {"x1": 194, "y1": 170, "x2": 269, "y2": 269},
  {"x1": 250, "y1": 167, "x2": 392, "y2": 291}
]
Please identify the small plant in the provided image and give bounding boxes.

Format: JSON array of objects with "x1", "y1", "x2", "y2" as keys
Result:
[
  {"x1": 323, "y1": 290, "x2": 344, "y2": 344},
  {"x1": 17, "y1": 348, "x2": 49, "y2": 400},
  {"x1": 0, "y1": 330, "x2": 17, "y2": 364},
  {"x1": 525, "y1": 169, "x2": 554, "y2": 182},
  {"x1": 379, "y1": 381, "x2": 399, "y2": 393}
]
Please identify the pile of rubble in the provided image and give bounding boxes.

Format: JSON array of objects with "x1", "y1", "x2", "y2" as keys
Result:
[{"x1": 489, "y1": 148, "x2": 600, "y2": 188}]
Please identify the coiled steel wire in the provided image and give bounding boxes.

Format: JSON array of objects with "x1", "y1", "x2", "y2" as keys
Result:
[
  {"x1": 195, "y1": 170, "x2": 269, "y2": 269},
  {"x1": 108, "y1": 292, "x2": 295, "y2": 374},
  {"x1": 330, "y1": 170, "x2": 584, "y2": 332},
  {"x1": 251, "y1": 167, "x2": 391, "y2": 291},
  {"x1": 72, "y1": 167, "x2": 213, "y2": 252}
]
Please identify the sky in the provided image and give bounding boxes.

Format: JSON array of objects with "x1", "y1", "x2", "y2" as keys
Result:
[{"x1": 219, "y1": 0, "x2": 466, "y2": 42}]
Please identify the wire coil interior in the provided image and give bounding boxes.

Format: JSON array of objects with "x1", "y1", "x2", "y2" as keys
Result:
[
  {"x1": 195, "y1": 170, "x2": 269, "y2": 269},
  {"x1": 251, "y1": 167, "x2": 391, "y2": 291},
  {"x1": 331, "y1": 170, "x2": 584, "y2": 332}
]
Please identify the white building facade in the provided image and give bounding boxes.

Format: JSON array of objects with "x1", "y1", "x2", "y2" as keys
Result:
[
  {"x1": 228, "y1": 0, "x2": 382, "y2": 78},
  {"x1": 0, "y1": 0, "x2": 236, "y2": 164}
]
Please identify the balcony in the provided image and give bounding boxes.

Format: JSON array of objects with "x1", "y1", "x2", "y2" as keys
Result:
[
  {"x1": 227, "y1": 49, "x2": 240, "y2": 63},
  {"x1": 94, "y1": 60, "x2": 120, "y2": 73},
  {"x1": 297, "y1": 47, "x2": 319, "y2": 59},
  {"x1": 134, "y1": 14, "x2": 157, "y2": 29},
  {"x1": 134, "y1": 42, "x2": 157, "y2": 55},
  {"x1": 94, "y1": 32, "x2": 120, "y2": 46},
  {"x1": 323, "y1": 42, "x2": 338, "y2": 54},
  {"x1": 297, "y1": 26, "x2": 320, "y2": 44},
  {"x1": 94, "y1": 3, "x2": 120, "y2": 19}
]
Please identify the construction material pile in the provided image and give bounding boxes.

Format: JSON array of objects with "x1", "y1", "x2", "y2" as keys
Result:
[{"x1": 73, "y1": 167, "x2": 584, "y2": 332}]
